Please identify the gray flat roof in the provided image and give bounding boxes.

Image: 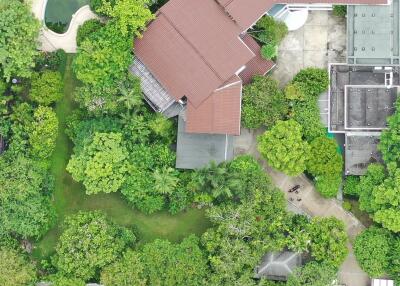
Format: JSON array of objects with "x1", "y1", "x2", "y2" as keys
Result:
[
  {"x1": 347, "y1": 0, "x2": 400, "y2": 64},
  {"x1": 345, "y1": 86, "x2": 397, "y2": 130},
  {"x1": 345, "y1": 132, "x2": 383, "y2": 175},
  {"x1": 329, "y1": 64, "x2": 400, "y2": 132},
  {"x1": 175, "y1": 115, "x2": 234, "y2": 169}
]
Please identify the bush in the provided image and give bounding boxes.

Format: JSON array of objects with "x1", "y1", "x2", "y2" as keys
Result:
[
  {"x1": 333, "y1": 5, "x2": 347, "y2": 17},
  {"x1": 342, "y1": 201, "x2": 352, "y2": 211},
  {"x1": 315, "y1": 174, "x2": 341, "y2": 198},
  {"x1": 307, "y1": 137, "x2": 343, "y2": 177},
  {"x1": 242, "y1": 76, "x2": 287, "y2": 129},
  {"x1": 261, "y1": 43, "x2": 277, "y2": 60},
  {"x1": 255, "y1": 16, "x2": 288, "y2": 45},
  {"x1": 258, "y1": 120, "x2": 309, "y2": 176},
  {"x1": 77, "y1": 19, "x2": 104, "y2": 46},
  {"x1": 292, "y1": 68, "x2": 329, "y2": 98},
  {"x1": 343, "y1": 176, "x2": 360, "y2": 196},
  {"x1": 35, "y1": 50, "x2": 67, "y2": 72},
  {"x1": 29, "y1": 71, "x2": 64, "y2": 105},
  {"x1": 354, "y1": 227, "x2": 393, "y2": 277}
]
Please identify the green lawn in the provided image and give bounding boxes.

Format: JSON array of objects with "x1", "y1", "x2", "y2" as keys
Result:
[{"x1": 32, "y1": 55, "x2": 211, "y2": 260}]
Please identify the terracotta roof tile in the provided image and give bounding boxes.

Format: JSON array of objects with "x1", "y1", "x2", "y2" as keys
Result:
[
  {"x1": 239, "y1": 34, "x2": 275, "y2": 84},
  {"x1": 186, "y1": 81, "x2": 242, "y2": 135},
  {"x1": 161, "y1": 0, "x2": 254, "y2": 80},
  {"x1": 135, "y1": 14, "x2": 223, "y2": 107}
]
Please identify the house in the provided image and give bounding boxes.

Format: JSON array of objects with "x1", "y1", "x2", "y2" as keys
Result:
[
  {"x1": 254, "y1": 251, "x2": 302, "y2": 281},
  {"x1": 328, "y1": 0, "x2": 400, "y2": 175},
  {"x1": 132, "y1": 0, "x2": 390, "y2": 169}
]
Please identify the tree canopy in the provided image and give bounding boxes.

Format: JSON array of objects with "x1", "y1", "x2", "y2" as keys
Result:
[
  {"x1": 258, "y1": 120, "x2": 309, "y2": 176},
  {"x1": 287, "y1": 262, "x2": 337, "y2": 286},
  {"x1": 242, "y1": 76, "x2": 288, "y2": 129},
  {"x1": 54, "y1": 211, "x2": 135, "y2": 280},
  {"x1": 354, "y1": 227, "x2": 393, "y2": 277},
  {"x1": 0, "y1": 0, "x2": 40, "y2": 80},
  {"x1": 29, "y1": 71, "x2": 64, "y2": 106},
  {"x1": 67, "y1": 132, "x2": 130, "y2": 194},
  {"x1": 0, "y1": 248, "x2": 37, "y2": 286}
]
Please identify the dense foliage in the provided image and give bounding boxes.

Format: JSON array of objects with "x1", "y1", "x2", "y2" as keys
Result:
[
  {"x1": 76, "y1": 19, "x2": 104, "y2": 46},
  {"x1": 242, "y1": 76, "x2": 287, "y2": 129},
  {"x1": 0, "y1": 248, "x2": 37, "y2": 286},
  {"x1": 354, "y1": 227, "x2": 392, "y2": 277},
  {"x1": 287, "y1": 262, "x2": 337, "y2": 286},
  {"x1": 54, "y1": 211, "x2": 135, "y2": 280},
  {"x1": 258, "y1": 120, "x2": 309, "y2": 176},
  {"x1": 73, "y1": 23, "x2": 133, "y2": 87},
  {"x1": 0, "y1": 0, "x2": 40, "y2": 80},
  {"x1": 29, "y1": 71, "x2": 64, "y2": 106},
  {"x1": 252, "y1": 16, "x2": 288, "y2": 60},
  {"x1": 67, "y1": 132, "x2": 130, "y2": 194}
]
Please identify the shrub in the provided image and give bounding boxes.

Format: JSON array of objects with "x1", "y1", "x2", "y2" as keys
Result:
[
  {"x1": 342, "y1": 201, "x2": 352, "y2": 211},
  {"x1": 258, "y1": 120, "x2": 309, "y2": 176},
  {"x1": 333, "y1": 5, "x2": 347, "y2": 17},
  {"x1": 307, "y1": 137, "x2": 343, "y2": 177},
  {"x1": 292, "y1": 68, "x2": 329, "y2": 98},
  {"x1": 29, "y1": 71, "x2": 64, "y2": 105},
  {"x1": 343, "y1": 176, "x2": 360, "y2": 196},
  {"x1": 35, "y1": 50, "x2": 67, "y2": 72},
  {"x1": 77, "y1": 19, "x2": 104, "y2": 46},
  {"x1": 242, "y1": 76, "x2": 287, "y2": 129},
  {"x1": 354, "y1": 227, "x2": 393, "y2": 277},
  {"x1": 315, "y1": 174, "x2": 341, "y2": 198},
  {"x1": 261, "y1": 43, "x2": 277, "y2": 60},
  {"x1": 255, "y1": 15, "x2": 288, "y2": 45}
]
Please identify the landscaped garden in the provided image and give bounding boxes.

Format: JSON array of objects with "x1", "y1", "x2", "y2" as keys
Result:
[{"x1": 0, "y1": 0, "x2": 382, "y2": 285}]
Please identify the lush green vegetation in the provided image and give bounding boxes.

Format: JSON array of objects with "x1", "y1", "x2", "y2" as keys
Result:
[
  {"x1": 0, "y1": 1, "x2": 351, "y2": 285},
  {"x1": 248, "y1": 68, "x2": 342, "y2": 197},
  {"x1": 0, "y1": 0, "x2": 40, "y2": 80},
  {"x1": 251, "y1": 15, "x2": 288, "y2": 60}
]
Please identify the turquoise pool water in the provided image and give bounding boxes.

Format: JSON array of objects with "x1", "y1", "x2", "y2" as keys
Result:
[{"x1": 45, "y1": 0, "x2": 89, "y2": 33}]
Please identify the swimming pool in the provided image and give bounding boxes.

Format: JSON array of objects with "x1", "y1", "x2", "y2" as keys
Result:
[{"x1": 45, "y1": 0, "x2": 89, "y2": 33}]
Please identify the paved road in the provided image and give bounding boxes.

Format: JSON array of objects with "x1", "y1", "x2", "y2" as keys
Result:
[
  {"x1": 31, "y1": 0, "x2": 98, "y2": 52},
  {"x1": 234, "y1": 128, "x2": 369, "y2": 286}
]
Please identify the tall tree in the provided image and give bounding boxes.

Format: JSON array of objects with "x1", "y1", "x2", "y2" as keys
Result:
[
  {"x1": 0, "y1": 0, "x2": 40, "y2": 80},
  {"x1": 100, "y1": 250, "x2": 146, "y2": 286},
  {"x1": 29, "y1": 71, "x2": 64, "y2": 106},
  {"x1": 153, "y1": 167, "x2": 179, "y2": 195},
  {"x1": 29, "y1": 106, "x2": 59, "y2": 159},
  {"x1": 0, "y1": 155, "x2": 54, "y2": 238},
  {"x1": 242, "y1": 76, "x2": 287, "y2": 129},
  {"x1": 258, "y1": 120, "x2": 310, "y2": 176},
  {"x1": 97, "y1": 0, "x2": 154, "y2": 36},
  {"x1": 67, "y1": 132, "x2": 130, "y2": 194},
  {"x1": 287, "y1": 262, "x2": 337, "y2": 286},
  {"x1": 54, "y1": 211, "x2": 135, "y2": 280},
  {"x1": 0, "y1": 248, "x2": 37, "y2": 286},
  {"x1": 140, "y1": 236, "x2": 208, "y2": 286},
  {"x1": 307, "y1": 217, "x2": 348, "y2": 268},
  {"x1": 354, "y1": 226, "x2": 393, "y2": 277}
]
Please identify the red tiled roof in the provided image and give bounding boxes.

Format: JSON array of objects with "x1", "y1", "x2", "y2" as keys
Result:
[
  {"x1": 186, "y1": 80, "x2": 242, "y2": 135},
  {"x1": 160, "y1": 0, "x2": 254, "y2": 81},
  {"x1": 136, "y1": 0, "x2": 389, "y2": 135},
  {"x1": 239, "y1": 34, "x2": 275, "y2": 84}
]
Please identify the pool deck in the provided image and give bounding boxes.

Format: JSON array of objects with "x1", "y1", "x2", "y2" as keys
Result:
[{"x1": 31, "y1": 0, "x2": 98, "y2": 53}]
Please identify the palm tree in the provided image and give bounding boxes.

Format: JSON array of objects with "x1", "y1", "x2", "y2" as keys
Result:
[
  {"x1": 117, "y1": 77, "x2": 143, "y2": 114},
  {"x1": 153, "y1": 167, "x2": 179, "y2": 195}
]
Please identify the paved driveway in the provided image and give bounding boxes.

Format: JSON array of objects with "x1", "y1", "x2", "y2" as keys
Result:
[{"x1": 234, "y1": 128, "x2": 369, "y2": 286}]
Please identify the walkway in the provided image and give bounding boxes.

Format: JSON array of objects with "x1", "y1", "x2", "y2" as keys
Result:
[
  {"x1": 31, "y1": 0, "x2": 98, "y2": 53},
  {"x1": 234, "y1": 128, "x2": 369, "y2": 286}
]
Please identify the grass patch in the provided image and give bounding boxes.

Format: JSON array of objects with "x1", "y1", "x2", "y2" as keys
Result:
[{"x1": 32, "y1": 54, "x2": 211, "y2": 260}]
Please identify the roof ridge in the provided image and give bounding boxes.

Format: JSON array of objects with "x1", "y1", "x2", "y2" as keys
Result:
[{"x1": 159, "y1": 11, "x2": 226, "y2": 82}]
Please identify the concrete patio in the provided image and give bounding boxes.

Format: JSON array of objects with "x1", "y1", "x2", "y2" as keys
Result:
[{"x1": 272, "y1": 10, "x2": 346, "y2": 87}]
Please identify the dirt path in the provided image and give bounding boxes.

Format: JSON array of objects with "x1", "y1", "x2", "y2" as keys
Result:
[{"x1": 234, "y1": 128, "x2": 369, "y2": 286}]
